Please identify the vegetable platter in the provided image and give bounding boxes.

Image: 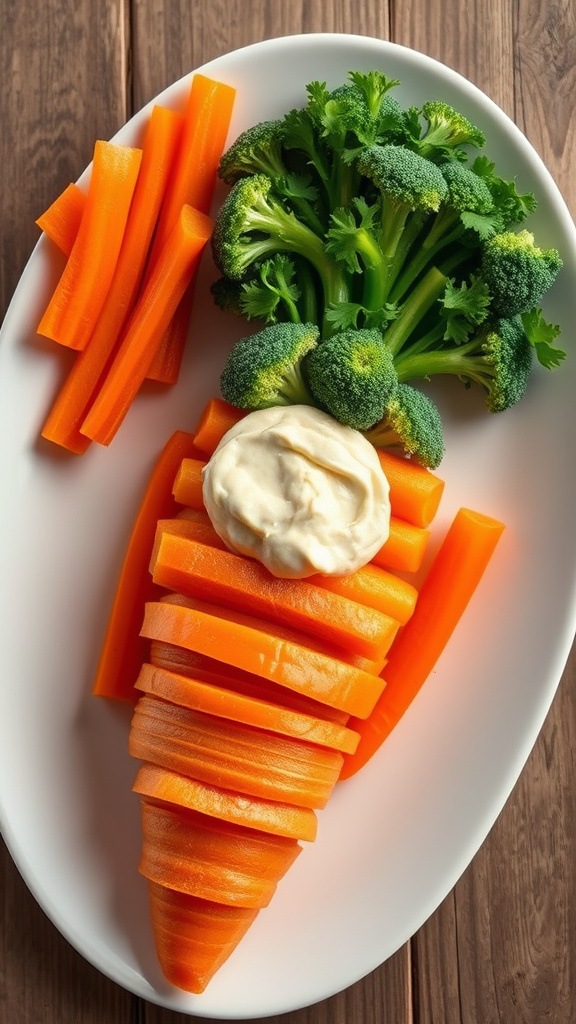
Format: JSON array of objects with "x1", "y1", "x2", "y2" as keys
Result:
[{"x1": 1, "y1": 33, "x2": 576, "y2": 1020}]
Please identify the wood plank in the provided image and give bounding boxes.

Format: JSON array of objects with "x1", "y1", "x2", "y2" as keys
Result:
[
  {"x1": 0, "y1": 0, "x2": 133, "y2": 1020},
  {"x1": 393, "y1": 1, "x2": 576, "y2": 1021}
]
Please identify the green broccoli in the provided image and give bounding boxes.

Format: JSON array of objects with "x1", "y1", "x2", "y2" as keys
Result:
[
  {"x1": 219, "y1": 321, "x2": 319, "y2": 409},
  {"x1": 481, "y1": 229, "x2": 563, "y2": 316},
  {"x1": 305, "y1": 328, "x2": 398, "y2": 430},
  {"x1": 363, "y1": 383, "x2": 445, "y2": 469},
  {"x1": 394, "y1": 314, "x2": 534, "y2": 413},
  {"x1": 415, "y1": 100, "x2": 487, "y2": 161}
]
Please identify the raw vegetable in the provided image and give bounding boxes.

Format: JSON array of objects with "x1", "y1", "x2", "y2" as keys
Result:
[
  {"x1": 377, "y1": 449, "x2": 444, "y2": 528},
  {"x1": 92, "y1": 430, "x2": 202, "y2": 702},
  {"x1": 80, "y1": 205, "x2": 213, "y2": 446},
  {"x1": 150, "y1": 528, "x2": 399, "y2": 660},
  {"x1": 41, "y1": 105, "x2": 184, "y2": 453},
  {"x1": 36, "y1": 182, "x2": 86, "y2": 256},
  {"x1": 37, "y1": 141, "x2": 143, "y2": 351},
  {"x1": 340, "y1": 507, "x2": 505, "y2": 779},
  {"x1": 219, "y1": 321, "x2": 319, "y2": 408}
]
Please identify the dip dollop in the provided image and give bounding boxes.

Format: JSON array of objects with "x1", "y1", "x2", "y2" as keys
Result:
[{"x1": 202, "y1": 405, "x2": 391, "y2": 579}]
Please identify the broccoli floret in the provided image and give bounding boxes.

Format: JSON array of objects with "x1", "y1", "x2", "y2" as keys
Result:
[
  {"x1": 305, "y1": 328, "x2": 398, "y2": 429},
  {"x1": 416, "y1": 100, "x2": 486, "y2": 161},
  {"x1": 220, "y1": 322, "x2": 319, "y2": 409},
  {"x1": 481, "y1": 229, "x2": 563, "y2": 316},
  {"x1": 364, "y1": 383, "x2": 445, "y2": 468},
  {"x1": 395, "y1": 314, "x2": 534, "y2": 413}
]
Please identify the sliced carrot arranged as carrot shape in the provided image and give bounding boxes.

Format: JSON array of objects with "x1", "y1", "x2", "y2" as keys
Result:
[
  {"x1": 146, "y1": 882, "x2": 259, "y2": 994},
  {"x1": 129, "y1": 696, "x2": 344, "y2": 808},
  {"x1": 138, "y1": 798, "x2": 302, "y2": 907},
  {"x1": 340, "y1": 507, "x2": 505, "y2": 780},
  {"x1": 80, "y1": 205, "x2": 213, "y2": 446},
  {"x1": 150, "y1": 528, "x2": 399, "y2": 661},
  {"x1": 140, "y1": 595, "x2": 386, "y2": 718},
  {"x1": 37, "y1": 141, "x2": 143, "y2": 351},
  {"x1": 41, "y1": 106, "x2": 184, "y2": 454},
  {"x1": 92, "y1": 430, "x2": 202, "y2": 702},
  {"x1": 134, "y1": 662, "x2": 360, "y2": 754},
  {"x1": 133, "y1": 763, "x2": 318, "y2": 841},
  {"x1": 36, "y1": 182, "x2": 86, "y2": 257}
]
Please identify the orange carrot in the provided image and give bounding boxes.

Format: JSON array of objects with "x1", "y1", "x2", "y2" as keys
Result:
[
  {"x1": 133, "y1": 763, "x2": 318, "y2": 841},
  {"x1": 134, "y1": 662, "x2": 360, "y2": 754},
  {"x1": 150, "y1": 529, "x2": 399, "y2": 661},
  {"x1": 41, "y1": 106, "x2": 184, "y2": 454},
  {"x1": 37, "y1": 141, "x2": 143, "y2": 351},
  {"x1": 373, "y1": 515, "x2": 430, "y2": 574},
  {"x1": 140, "y1": 595, "x2": 386, "y2": 717},
  {"x1": 172, "y1": 456, "x2": 205, "y2": 508},
  {"x1": 340, "y1": 507, "x2": 505, "y2": 779},
  {"x1": 146, "y1": 882, "x2": 259, "y2": 993},
  {"x1": 92, "y1": 430, "x2": 203, "y2": 702},
  {"x1": 36, "y1": 182, "x2": 86, "y2": 256},
  {"x1": 80, "y1": 205, "x2": 213, "y2": 446},
  {"x1": 145, "y1": 74, "x2": 236, "y2": 383},
  {"x1": 149, "y1": 639, "x2": 351, "y2": 725},
  {"x1": 138, "y1": 797, "x2": 302, "y2": 907},
  {"x1": 193, "y1": 396, "x2": 247, "y2": 454},
  {"x1": 130, "y1": 696, "x2": 344, "y2": 808},
  {"x1": 377, "y1": 450, "x2": 445, "y2": 528}
]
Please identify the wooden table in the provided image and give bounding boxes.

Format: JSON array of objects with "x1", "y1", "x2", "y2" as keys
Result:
[{"x1": 1, "y1": 2, "x2": 575, "y2": 1022}]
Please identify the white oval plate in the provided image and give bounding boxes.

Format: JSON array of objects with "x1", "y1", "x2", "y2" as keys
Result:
[{"x1": 1, "y1": 32, "x2": 576, "y2": 1021}]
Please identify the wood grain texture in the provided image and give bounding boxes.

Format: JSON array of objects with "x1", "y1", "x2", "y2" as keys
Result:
[{"x1": 1, "y1": 0, "x2": 575, "y2": 1022}]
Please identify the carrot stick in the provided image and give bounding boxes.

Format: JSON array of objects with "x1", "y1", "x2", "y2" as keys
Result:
[
  {"x1": 193, "y1": 395, "x2": 246, "y2": 454},
  {"x1": 134, "y1": 662, "x2": 359, "y2": 754},
  {"x1": 145, "y1": 74, "x2": 236, "y2": 383},
  {"x1": 80, "y1": 204, "x2": 213, "y2": 446},
  {"x1": 36, "y1": 183, "x2": 86, "y2": 256},
  {"x1": 133, "y1": 763, "x2": 318, "y2": 841},
  {"x1": 130, "y1": 695, "x2": 344, "y2": 808},
  {"x1": 373, "y1": 516, "x2": 430, "y2": 574},
  {"x1": 138, "y1": 797, "x2": 302, "y2": 907},
  {"x1": 172, "y1": 456, "x2": 206, "y2": 508},
  {"x1": 92, "y1": 429, "x2": 203, "y2": 702},
  {"x1": 150, "y1": 529, "x2": 399, "y2": 661},
  {"x1": 37, "y1": 141, "x2": 143, "y2": 351},
  {"x1": 140, "y1": 596, "x2": 386, "y2": 717},
  {"x1": 376, "y1": 450, "x2": 445, "y2": 528},
  {"x1": 340, "y1": 507, "x2": 505, "y2": 779},
  {"x1": 146, "y1": 882, "x2": 259, "y2": 994},
  {"x1": 41, "y1": 106, "x2": 184, "y2": 454}
]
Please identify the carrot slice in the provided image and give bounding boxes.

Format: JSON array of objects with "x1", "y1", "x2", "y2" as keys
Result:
[
  {"x1": 92, "y1": 430, "x2": 202, "y2": 702},
  {"x1": 376, "y1": 450, "x2": 445, "y2": 529},
  {"x1": 129, "y1": 696, "x2": 343, "y2": 808},
  {"x1": 138, "y1": 798, "x2": 302, "y2": 908},
  {"x1": 193, "y1": 396, "x2": 247, "y2": 454},
  {"x1": 150, "y1": 529, "x2": 399, "y2": 661},
  {"x1": 373, "y1": 516, "x2": 430, "y2": 574},
  {"x1": 80, "y1": 205, "x2": 213, "y2": 446},
  {"x1": 340, "y1": 508, "x2": 505, "y2": 779},
  {"x1": 41, "y1": 106, "x2": 184, "y2": 454},
  {"x1": 37, "y1": 141, "x2": 143, "y2": 351},
  {"x1": 134, "y1": 662, "x2": 360, "y2": 754},
  {"x1": 146, "y1": 882, "x2": 259, "y2": 993},
  {"x1": 140, "y1": 596, "x2": 386, "y2": 717},
  {"x1": 133, "y1": 763, "x2": 318, "y2": 841},
  {"x1": 36, "y1": 182, "x2": 86, "y2": 256},
  {"x1": 172, "y1": 456, "x2": 205, "y2": 509},
  {"x1": 149, "y1": 640, "x2": 351, "y2": 725},
  {"x1": 145, "y1": 74, "x2": 236, "y2": 383}
]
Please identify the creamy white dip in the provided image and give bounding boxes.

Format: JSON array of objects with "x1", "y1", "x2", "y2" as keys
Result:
[{"x1": 202, "y1": 405, "x2": 391, "y2": 579}]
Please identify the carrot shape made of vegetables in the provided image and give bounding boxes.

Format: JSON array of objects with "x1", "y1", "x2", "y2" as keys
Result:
[
  {"x1": 140, "y1": 596, "x2": 386, "y2": 718},
  {"x1": 145, "y1": 74, "x2": 236, "y2": 383},
  {"x1": 150, "y1": 528, "x2": 399, "y2": 661},
  {"x1": 37, "y1": 141, "x2": 142, "y2": 351},
  {"x1": 41, "y1": 106, "x2": 184, "y2": 454},
  {"x1": 134, "y1": 662, "x2": 360, "y2": 754},
  {"x1": 80, "y1": 205, "x2": 213, "y2": 446},
  {"x1": 129, "y1": 696, "x2": 344, "y2": 808},
  {"x1": 340, "y1": 507, "x2": 505, "y2": 780},
  {"x1": 36, "y1": 182, "x2": 86, "y2": 256},
  {"x1": 92, "y1": 429, "x2": 202, "y2": 703}
]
